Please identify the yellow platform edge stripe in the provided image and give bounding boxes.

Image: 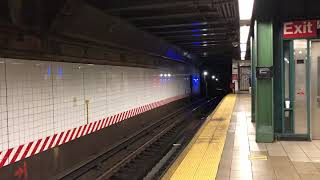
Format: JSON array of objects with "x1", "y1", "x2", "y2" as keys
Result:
[{"x1": 162, "y1": 94, "x2": 237, "y2": 180}]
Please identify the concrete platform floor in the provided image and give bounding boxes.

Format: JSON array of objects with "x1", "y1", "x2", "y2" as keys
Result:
[{"x1": 217, "y1": 93, "x2": 320, "y2": 180}]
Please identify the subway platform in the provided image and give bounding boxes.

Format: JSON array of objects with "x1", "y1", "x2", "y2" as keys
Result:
[{"x1": 163, "y1": 94, "x2": 320, "y2": 180}]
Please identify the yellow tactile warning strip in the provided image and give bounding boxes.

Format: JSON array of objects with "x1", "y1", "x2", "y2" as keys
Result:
[{"x1": 162, "y1": 94, "x2": 237, "y2": 180}]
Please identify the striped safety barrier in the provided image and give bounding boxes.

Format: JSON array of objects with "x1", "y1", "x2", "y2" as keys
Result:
[{"x1": 0, "y1": 95, "x2": 187, "y2": 168}]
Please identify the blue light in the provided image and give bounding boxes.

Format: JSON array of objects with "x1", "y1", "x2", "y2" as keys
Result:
[
  {"x1": 58, "y1": 67, "x2": 63, "y2": 77},
  {"x1": 192, "y1": 42, "x2": 201, "y2": 45},
  {"x1": 47, "y1": 66, "x2": 51, "y2": 77},
  {"x1": 191, "y1": 29, "x2": 201, "y2": 33},
  {"x1": 166, "y1": 49, "x2": 184, "y2": 61},
  {"x1": 192, "y1": 75, "x2": 200, "y2": 95},
  {"x1": 192, "y1": 34, "x2": 201, "y2": 37},
  {"x1": 191, "y1": 22, "x2": 202, "y2": 26}
]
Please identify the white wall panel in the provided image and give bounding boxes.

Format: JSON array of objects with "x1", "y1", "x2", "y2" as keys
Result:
[
  {"x1": 144, "y1": 69, "x2": 155, "y2": 104},
  {"x1": 6, "y1": 59, "x2": 54, "y2": 148},
  {"x1": 52, "y1": 62, "x2": 85, "y2": 132},
  {"x1": 135, "y1": 68, "x2": 145, "y2": 108},
  {"x1": 122, "y1": 67, "x2": 135, "y2": 111},
  {"x1": 0, "y1": 59, "x2": 7, "y2": 152},
  {"x1": 83, "y1": 65, "x2": 107, "y2": 123},
  {"x1": 0, "y1": 58, "x2": 191, "y2": 154},
  {"x1": 107, "y1": 66, "x2": 124, "y2": 116}
]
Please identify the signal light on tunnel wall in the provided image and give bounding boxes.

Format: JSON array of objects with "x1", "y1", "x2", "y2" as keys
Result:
[
  {"x1": 160, "y1": 73, "x2": 172, "y2": 78},
  {"x1": 203, "y1": 71, "x2": 208, "y2": 76}
]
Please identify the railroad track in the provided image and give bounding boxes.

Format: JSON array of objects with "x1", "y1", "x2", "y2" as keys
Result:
[{"x1": 58, "y1": 97, "x2": 220, "y2": 180}]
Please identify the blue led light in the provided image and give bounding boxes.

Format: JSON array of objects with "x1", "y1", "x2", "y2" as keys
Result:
[
  {"x1": 166, "y1": 49, "x2": 184, "y2": 61},
  {"x1": 192, "y1": 42, "x2": 201, "y2": 45},
  {"x1": 191, "y1": 22, "x2": 202, "y2": 26},
  {"x1": 47, "y1": 66, "x2": 51, "y2": 77},
  {"x1": 191, "y1": 29, "x2": 201, "y2": 33},
  {"x1": 58, "y1": 67, "x2": 63, "y2": 77},
  {"x1": 192, "y1": 75, "x2": 200, "y2": 94}
]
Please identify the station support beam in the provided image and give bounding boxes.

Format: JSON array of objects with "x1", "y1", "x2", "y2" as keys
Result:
[
  {"x1": 255, "y1": 21, "x2": 274, "y2": 143},
  {"x1": 251, "y1": 36, "x2": 256, "y2": 123}
]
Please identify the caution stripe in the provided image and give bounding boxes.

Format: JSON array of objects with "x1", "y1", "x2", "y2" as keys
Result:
[{"x1": 0, "y1": 94, "x2": 187, "y2": 168}]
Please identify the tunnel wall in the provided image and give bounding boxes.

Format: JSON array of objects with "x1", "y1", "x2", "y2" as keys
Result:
[{"x1": 0, "y1": 57, "x2": 193, "y2": 168}]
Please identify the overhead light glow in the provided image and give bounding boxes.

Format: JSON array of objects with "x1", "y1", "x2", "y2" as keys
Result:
[
  {"x1": 240, "y1": 44, "x2": 247, "y2": 51},
  {"x1": 240, "y1": 26, "x2": 250, "y2": 44},
  {"x1": 203, "y1": 44, "x2": 208, "y2": 47},
  {"x1": 212, "y1": 75, "x2": 216, "y2": 79},
  {"x1": 240, "y1": 25, "x2": 250, "y2": 60},
  {"x1": 238, "y1": 0, "x2": 254, "y2": 60},
  {"x1": 203, "y1": 71, "x2": 208, "y2": 76},
  {"x1": 160, "y1": 74, "x2": 164, "y2": 77},
  {"x1": 284, "y1": 58, "x2": 290, "y2": 64},
  {"x1": 241, "y1": 52, "x2": 246, "y2": 60},
  {"x1": 238, "y1": 0, "x2": 254, "y2": 20},
  {"x1": 202, "y1": 34, "x2": 208, "y2": 36},
  {"x1": 168, "y1": 74, "x2": 171, "y2": 77}
]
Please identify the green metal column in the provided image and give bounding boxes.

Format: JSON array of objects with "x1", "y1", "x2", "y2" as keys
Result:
[
  {"x1": 255, "y1": 21, "x2": 274, "y2": 143},
  {"x1": 251, "y1": 36, "x2": 257, "y2": 122}
]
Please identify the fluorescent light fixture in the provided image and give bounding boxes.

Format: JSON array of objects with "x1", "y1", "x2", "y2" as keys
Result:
[
  {"x1": 240, "y1": 44, "x2": 247, "y2": 51},
  {"x1": 164, "y1": 74, "x2": 168, "y2": 77},
  {"x1": 240, "y1": 25, "x2": 250, "y2": 60},
  {"x1": 240, "y1": 26, "x2": 250, "y2": 44},
  {"x1": 284, "y1": 58, "x2": 290, "y2": 64},
  {"x1": 203, "y1": 44, "x2": 208, "y2": 46},
  {"x1": 168, "y1": 74, "x2": 171, "y2": 77},
  {"x1": 160, "y1": 74, "x2": 164, "y2": 77},
  {"x1": 241, "y1": 52, "x2": 246, "y2": 60},
  {"x1": 238, "y1": 0, "x2": 254, "y2": 20},
  {"x1": 202, "y1": 34, "x2": 208, "y2": 36}
]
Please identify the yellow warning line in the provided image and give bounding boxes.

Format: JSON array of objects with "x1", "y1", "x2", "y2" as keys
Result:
[{"x1": 162, "y1": 94, "x2": 237, "y2": 180}]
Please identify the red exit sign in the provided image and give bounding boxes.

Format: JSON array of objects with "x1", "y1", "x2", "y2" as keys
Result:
[{"x1": 283, "y1": 20, "x2": 318, "y2": 39}]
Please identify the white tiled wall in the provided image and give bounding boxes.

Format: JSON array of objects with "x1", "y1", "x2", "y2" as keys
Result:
[
  {"x1": 0, "y1": 58, "x2": 191, "y2": 152},
  {"x1": 5, "y1": 59, "x2": 54, "y2": 148},
  {"x1": 0, "y1": 60, "x2": 7, "y2": 151},
  {"x1": 83, "y1": 65, "x2": 108, "y2": 123},
  {"x1": 52, "y1": 62, "x2": 85, "y2": 132}
]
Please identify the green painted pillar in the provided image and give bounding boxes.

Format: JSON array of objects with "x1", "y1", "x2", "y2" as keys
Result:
[
  {"x1": 255, "y1": 21, "x2": 274, "y2": 143},
  {"x1": 251, "y1": 36, "x2": 257, "y2": 122}
]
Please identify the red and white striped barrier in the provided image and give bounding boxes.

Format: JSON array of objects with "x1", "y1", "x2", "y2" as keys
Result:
[{"x1": 0, "y1": 95, "x2": 187, "y2": 168}]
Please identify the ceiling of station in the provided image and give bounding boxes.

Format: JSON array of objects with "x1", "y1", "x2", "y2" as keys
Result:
[{"x1": 86, "y1": 0, "x2": 240, "y2": 59}]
